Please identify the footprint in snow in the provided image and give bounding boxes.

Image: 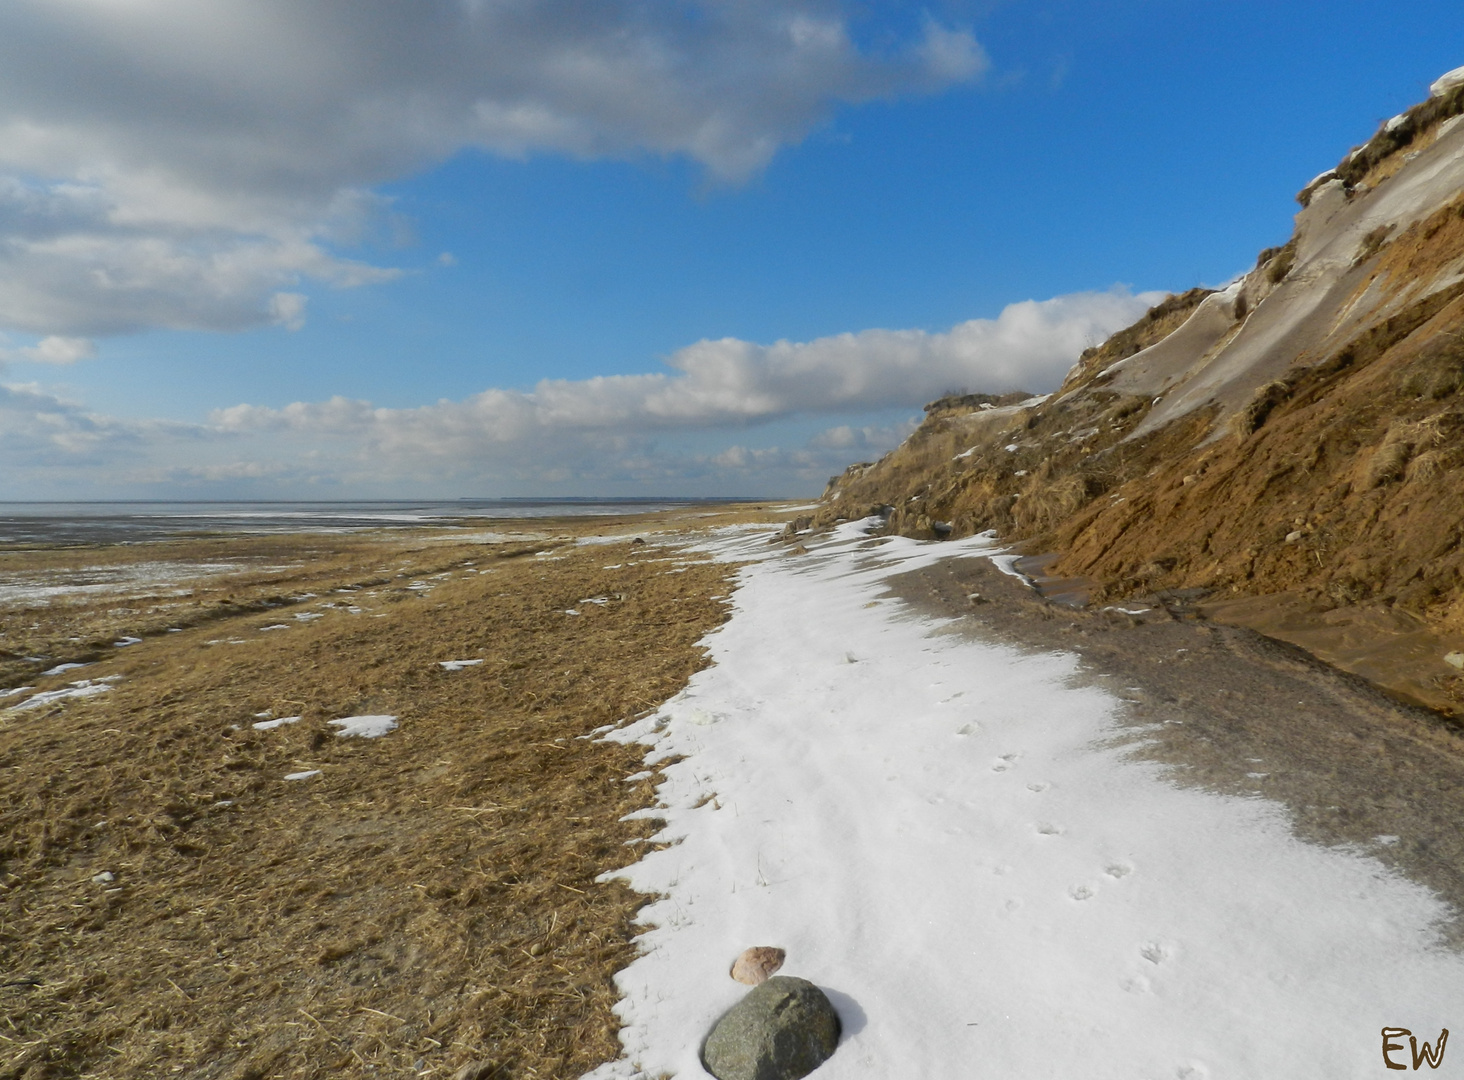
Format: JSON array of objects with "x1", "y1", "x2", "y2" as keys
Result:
[
  {"x1": 955, "y1": 722, "x2": 979, "y2": 736},
  {"x1": 1105, "y1": 862, "x2": 1133, "y2": 879},
  {"x1": 1026, "y1": 781, "x2": 1049, "y2": 793},
  {"x1": 1140, "y1": 943, "x2": 1168, "y2": 965},
  {"x1": 991, "y1": 753, "x2": 1020, "y2": 772},
  {"x1": 1034, "y1": 822, "x2": 1063, "y2": 836},
  {"x1": 1068, "y1": 885, "x2": 1095, "y2": 901},
  {"x1": 1120, "y1": 974, "x2": 1152, "y2": 994}
]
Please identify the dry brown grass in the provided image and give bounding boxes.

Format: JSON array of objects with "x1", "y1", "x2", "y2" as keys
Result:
[
  {"x1": 1233, "y1": 378, "x2": 1296, "y2": 437},
  {"x1": 1401, "y1": 331, "x2": 1464, "y2": 400},
  {"x1": 0, "y1": 509, "x2": 774, "y2": 1080},
  {"x1": 1259, "y1": 237, "x2": 1298, "y2": 285},
  {"x1": 1303, "y1": 82, "x2": 1464, "y2": 203},
  {"x1": 1010, "y1": 472, "x2": 1099, "y2": 535}
]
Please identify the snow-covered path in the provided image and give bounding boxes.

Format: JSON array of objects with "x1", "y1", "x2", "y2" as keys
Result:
[{"x1": 587, "y1": 523, "x2": 1463, "y2": 1079}]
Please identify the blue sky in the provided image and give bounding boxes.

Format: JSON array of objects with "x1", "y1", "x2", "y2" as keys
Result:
[{"x1": 1, "y1": 1, "x2": 1461, "y2": 498}]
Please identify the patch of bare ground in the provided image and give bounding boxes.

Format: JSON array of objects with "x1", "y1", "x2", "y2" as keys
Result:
[{"x1": 0, "y1": 506, "x2": 782, "y2": 1080}]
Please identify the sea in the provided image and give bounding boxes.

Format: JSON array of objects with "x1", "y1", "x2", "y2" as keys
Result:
[{"x1": 0, "y1": 499, "x2": 727, "y2": 547}]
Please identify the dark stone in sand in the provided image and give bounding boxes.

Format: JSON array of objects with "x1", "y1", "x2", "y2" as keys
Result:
[{"x1": 703, "y1": 976, "x2": 840, "y2": 1080}]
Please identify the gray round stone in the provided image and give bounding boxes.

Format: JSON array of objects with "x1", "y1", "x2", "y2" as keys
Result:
[{"x1": 702, "y1": 975, "x2": 841, "y2": 1080}]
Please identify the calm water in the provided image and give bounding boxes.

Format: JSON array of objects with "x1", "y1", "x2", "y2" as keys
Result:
[{"x1": 0, "y1": 499, "x2": 723, "y2": 547}]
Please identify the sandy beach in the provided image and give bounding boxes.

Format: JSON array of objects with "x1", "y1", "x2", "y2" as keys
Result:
[
  {"x1": 7, "y1": 12, "x2": 1464, "y2": 1080},
  {"x1": 6, "y1": 507, "x2": 1464, "y2": 1079}
]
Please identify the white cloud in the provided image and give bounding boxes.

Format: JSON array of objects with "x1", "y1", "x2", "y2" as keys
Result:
[
  {"x1": 214, "y1": 286, "x2": 1158, "y2": 442},
  {"x1": 0, "y1": 175, "x2": 397, "y2": 335},
  {"x1": 0, "y1": 0, "x2": 984, "y2": 336},
  {"x1": 206, "y1": 287, "x2": 1158, "y2": 478},
  {"x1": 2, "y1": 288, "x2": 1160, "y2": 496},
  {"x1": 808, "y1": 420, "x2": 915, "y2": 451},
  {"x1": 266, "y1": 293, "x2": 309, "y2": 333},
  {"x1": 0, "y1": 334, "x2": 95, "y2": 365},
  {"x1": 0, "y1": 381, "x2": 200, "y2": 465}
]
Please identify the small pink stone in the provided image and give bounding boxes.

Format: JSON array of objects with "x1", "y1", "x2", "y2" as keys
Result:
[{"x1": 730, "y1": 946, "x2": 787, "y2": 985}]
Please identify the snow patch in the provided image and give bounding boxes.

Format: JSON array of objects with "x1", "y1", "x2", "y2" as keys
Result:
[
  {"x1": 439, "y1": 659, "x2": 484, "y2": 672},
  {"x1": 6, "y1": 678, "x2": 116, "y2": 712},
  {"x1": 1431, "y1": 64, "x2": 1464, "y2": 97},
  {"x1": 0, "y1": 560, "x2": 246, "y2": 608},
  {"x1": 328, "y1": 715, "x2": 398, "y2": 739},
  {"x1": 988, "y1": 554, "x2": 1032, "y2": 584},
  {"x1": 253, "y1": 716, "x2": 302, "y2": 730},
  {"x1": 584, "y1": 524, "x2": 1464, "y2": 1079},
  {"x1": 41, "y1": 662, "x2": 89, "y2": 676}
]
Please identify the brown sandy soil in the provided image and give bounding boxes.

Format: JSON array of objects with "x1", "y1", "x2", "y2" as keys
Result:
[
  {"x1": 0, "y1": 504, "x2": 789, "y2": 1080},
  {"x1": 889, "y1": 553, "x2": 1464, "y2": 945},
  {"x1": 816, "y1": 209, "x2": 1464, "y2": 718}
]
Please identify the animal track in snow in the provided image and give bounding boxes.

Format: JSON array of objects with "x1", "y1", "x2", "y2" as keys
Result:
[
  {"x1": 1140, "y1": 943, "x2": 1168, "y2": 965},
  {"x1": 1026, "y1": 781, "x2": 1049, "y2": 793},
  {"x1": 955, "y1": 722, "x2": 979, "y2": 736},
  {"x1": 1034, "y1": 822, "x2": 1063, "y2": 836},
  {"x1": 1104, "y1": 862, "x2": 1133, "y2": 879},
  {"x1": 991, "y1": 753, "x2": 1020, "y2": 772},
  {"x1": 1069, "y1": 885, "x2": 1094, "y2": 901}
]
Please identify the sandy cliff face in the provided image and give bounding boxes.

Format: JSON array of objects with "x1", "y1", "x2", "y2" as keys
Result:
[{"x1": 817, "y1": 71, "x2": 1464, "y2": 716}]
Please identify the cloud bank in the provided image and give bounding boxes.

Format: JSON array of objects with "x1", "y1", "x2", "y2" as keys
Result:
[
  {"x1": 0, "y1": 0, "x2": 984, "y2": 337},
  {"x1": 215, "y1": 287, "x2": 1157, "y2": 447},
  {"x1": 0, "y1": 286, "x2": 1163, "y2": 497}
]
